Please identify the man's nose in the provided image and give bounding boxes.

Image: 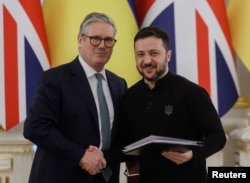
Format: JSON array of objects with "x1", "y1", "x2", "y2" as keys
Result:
[
  {"x1": 98, "y1": 40, "x2": 106, "y2": 48},
  {"x1": 143, "y1": 54, "x2": 152, "y2": 63}
]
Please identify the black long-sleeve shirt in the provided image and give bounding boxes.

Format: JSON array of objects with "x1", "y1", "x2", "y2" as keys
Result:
[{"x1": 120, "y1": 71, "x2": 226, "y2": 183}]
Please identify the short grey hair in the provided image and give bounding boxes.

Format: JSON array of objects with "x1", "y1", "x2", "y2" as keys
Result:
[{"x1": 79, "y1": 12, "x2": 117, "y2": 35}]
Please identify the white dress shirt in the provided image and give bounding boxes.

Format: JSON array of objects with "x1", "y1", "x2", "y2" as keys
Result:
[{"x1": 78, "y1": 55, "x2": 114, "y2": 149}]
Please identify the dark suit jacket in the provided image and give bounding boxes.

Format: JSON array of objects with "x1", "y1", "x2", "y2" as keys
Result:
[{"x1": 23, "y1": 57, "x2": 127, "y2": 183}]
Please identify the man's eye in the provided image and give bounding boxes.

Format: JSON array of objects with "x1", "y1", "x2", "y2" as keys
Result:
[
  {"x1": 105, "y1": 38, "x2": 113, "y2": 42},
  {"x1": 136, "y1": 53, "x2": 144, "y2": 58},
  {"x1": 92, "y1": 37, "x2": 101, "y2": 41}
]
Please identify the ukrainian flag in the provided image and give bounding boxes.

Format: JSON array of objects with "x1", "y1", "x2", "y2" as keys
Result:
[
  {"x1": 42, "y1": 0, "x2": 140, "y2": 86},
  {"x1": 227, "y1": 0, "x2": 250, "y2": 72}
]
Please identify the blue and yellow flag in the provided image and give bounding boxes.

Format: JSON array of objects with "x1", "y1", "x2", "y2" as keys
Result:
[
  {"x1": 42, "y1": 0, "x2": 140, "y2": 87},
  {"x1": 227, "y1": 0, "x2": 250, "y2": 72}
]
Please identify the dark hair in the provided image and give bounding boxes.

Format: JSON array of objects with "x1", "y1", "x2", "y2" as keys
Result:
[{"x1": 134, "y1": 26, "x2": 170, "y2": 50}]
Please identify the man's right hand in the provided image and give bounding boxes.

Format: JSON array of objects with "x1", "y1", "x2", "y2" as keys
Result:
[{"x1": 79, "y1": 145, "x2": 106, "y2": 175}]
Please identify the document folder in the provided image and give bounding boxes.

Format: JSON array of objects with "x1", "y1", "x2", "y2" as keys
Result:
[{"x1": 123, "y1": 135, "x2": 203, "y2": 155}]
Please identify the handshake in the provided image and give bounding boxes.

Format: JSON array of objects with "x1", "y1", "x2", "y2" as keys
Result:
[{"x1": 79, "y1": 145, "x2": 107, "y2": 175}]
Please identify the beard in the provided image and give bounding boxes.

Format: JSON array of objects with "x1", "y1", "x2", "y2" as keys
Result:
[{"x1": 137, "y1": 63, "x2": 167, "y2": 82}]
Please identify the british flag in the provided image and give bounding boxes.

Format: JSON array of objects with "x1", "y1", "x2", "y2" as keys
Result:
[
  {"x1": 129, "y1": 0, "x2": 239, "y2": 117},
  {"x1": 0, "y1": 0, "x2": 50, "y2": 130}
]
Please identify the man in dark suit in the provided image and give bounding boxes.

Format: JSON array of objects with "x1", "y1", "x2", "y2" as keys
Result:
[{"x1": 23, "y1": 12, "x2": 127, "y2": 183}]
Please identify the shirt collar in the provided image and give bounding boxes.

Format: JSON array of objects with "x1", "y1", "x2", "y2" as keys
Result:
[
  {"x1": 78, "y1": 55, "x2": 107, "y2": 80},
  {"x1": 142, "y1": 71, "x2": 172, "y2": 90}
]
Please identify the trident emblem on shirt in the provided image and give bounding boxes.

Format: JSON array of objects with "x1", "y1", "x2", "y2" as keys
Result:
[{"x1": 165, "y1": 105, "x2": 173, "y2": 116}]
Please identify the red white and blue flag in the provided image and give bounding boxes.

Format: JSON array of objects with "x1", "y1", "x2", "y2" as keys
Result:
[
  {"x1": 0, "y1": 0, "x2": 240, "y2": 130},
  {"x1": 0, "y1": 0, "x2": 50, "y2": 130},
  {"x1": 129, "y1": 0, "x2": 239, "y2": 117}
]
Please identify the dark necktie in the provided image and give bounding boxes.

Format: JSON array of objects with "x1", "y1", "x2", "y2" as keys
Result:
[
  {"x1": 95, "y1": 73, "x2": 112, "y2": 182},
  {"x1": 95, "y1": 73, "x2": 111, "y2": 149}
]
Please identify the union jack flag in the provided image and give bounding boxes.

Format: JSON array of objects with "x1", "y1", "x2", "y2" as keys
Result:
[
  {"x1": 0, "y1": 0, "x2": 50, "y2": 130},
  {"x1": 129, "y1": 0, "x2": 239, "y2": 117}
]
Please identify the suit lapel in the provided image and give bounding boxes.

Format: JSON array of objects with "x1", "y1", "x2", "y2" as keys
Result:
[
  {"x1": 106, "y1": 72, "x2": 117, "y2": 111},
  {"x1": 67, "y1": 58, "x2": 99, "y2": 126},
  {"x1": 67, "y1": 59, "x2": 124, "y2": 142},
  {"x1": 105, "y1": 71, "x2": 120, "y2": 141}
]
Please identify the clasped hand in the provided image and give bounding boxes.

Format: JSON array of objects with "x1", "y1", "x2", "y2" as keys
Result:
[{"x1": 79, "y1": 145, "x2": 106, "y2": 175}]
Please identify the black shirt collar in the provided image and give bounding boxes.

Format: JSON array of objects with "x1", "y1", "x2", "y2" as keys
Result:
[{"x1": 141, "y1": 71, "x2": 174, "y2": 91}]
